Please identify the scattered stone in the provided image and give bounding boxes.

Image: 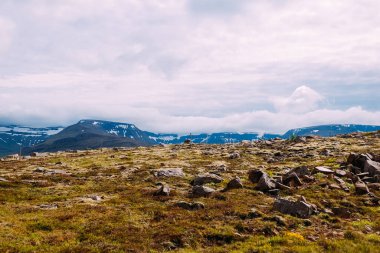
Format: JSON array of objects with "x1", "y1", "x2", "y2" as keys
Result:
[
  {"x1": 192, "y1": 173, "x2": 223, "y2": 186},
  {"x1": 275, "y1": 182, "x2": 291, "y2": 190},
  {"x1": 224, "y1": 177, "x2": 243, "y2": 190},
  {"x1": 88, "y1": 195, "x2": 102, "y2": 201},
  {"x1": 320, "y1": 149, "x2": 331, "y2": 156},
  {"x1": 38, "y1": 204, "x2": 58, "y2": 210},
  {"x1": 335, "y1": 169, "x2": 347, "y2": 177},
  {"x1": 355, "y1": 181, "x2": 369, "y2": 195},
  {"x1": 255, "y1": 173, "x2": 276, "y2": 191},
  {"x1": 34, "y1": 167, "x2": 46, "y2": 173},
  {"x1": 367, "y1": 183, "x2": 380, "y2": 191},
  {"x1": 334, "y1": 176, "x2": 350, "y2": 192},
  {"x1": 229, "y1": 152, "x2": 240, "y2": 159},
  {"x1": 364, "y1": 159, "x2": 380, "y2": 177},
  {"x1": 286, "y1": 166, "x2": 311, "y2": 177},
  {"x1": 246, "y1": 208, "x2": 263, "y2": 219},
  {"x1": 329, "y1": 184, "x2": 341, "y2": 190},
  {"x1": 248, "y1": 169, "x2": 265, "y2": 183},
  {"x1": 0, "y1": 177, "x2": 9, "y2": 182},
  {"x1": 283, "y1": 172, "x2": 303, "y2": 187},
  {"x1": 314, "y1": 166, "x2": 334, "y2": 174},
  {"x1": 175, "y1": 201, "x2": 205, "y2": 210},
  {"x1": 273, "y1": 197, "x2": 315, "y2": 218},
  {"x1": 357, "y1": 172, "x2": 370, "y2": 178},
  {"x1": 192, "y1": 185, "x2": 215, "y2": 197},
  {"x1": 183, "y1": 139, "x2": 192, "y2": 144},
  {"x1": 154, "y1": 168, "x2": 184, "y2": 178},
  {"x1": 154, "y1": 184, "x2": 170, "y2": 196}
]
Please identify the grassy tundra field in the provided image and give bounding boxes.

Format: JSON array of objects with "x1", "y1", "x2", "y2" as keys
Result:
[{"x1": 1, "y1": 132, "x2": 380, "y2": 252}]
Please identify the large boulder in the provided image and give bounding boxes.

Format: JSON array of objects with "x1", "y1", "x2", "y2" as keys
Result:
[
  {"x1": 364, "y1": 159, "x2": 380, "y2": 177},
  {"x1": 273, "y1": 197, "x2": 315, "y2": 218},
  {"x1": 255, "y1": 173, "x2": 276, "y2": 191},
  {"x1": 224, "y1": 177, "x2": 243, "y2": 190},
  {"x1": 191, "y1": 173, "x2": 223, "y2": 186},
  {"x1": 248, "y1": 169, "x2": 265, "y2": 183}
]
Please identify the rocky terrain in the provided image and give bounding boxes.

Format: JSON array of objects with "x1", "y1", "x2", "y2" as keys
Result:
[{"x1": 1, "y1": 131, "x2": 380, "y2": 252}]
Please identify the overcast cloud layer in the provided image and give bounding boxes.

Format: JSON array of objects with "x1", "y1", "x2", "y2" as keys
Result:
[{"x1": 0, "y1": 0, "x2": 379, "y2": 134}]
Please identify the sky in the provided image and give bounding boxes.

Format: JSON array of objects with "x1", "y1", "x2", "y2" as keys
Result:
[{"x1": 0, "y1": 0, "x2": 379, "y2": 134}]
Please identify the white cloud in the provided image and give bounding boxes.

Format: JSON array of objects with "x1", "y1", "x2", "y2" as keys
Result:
[
  {"x1": 0, "y1": 1, "x2": 379, "y2": 133},
  {"x1": 271, "y1": 85, "x2": 324, "y2": 113},
  {"x1": 0, "y1": 17, "x2": 13, "y2": 55}
]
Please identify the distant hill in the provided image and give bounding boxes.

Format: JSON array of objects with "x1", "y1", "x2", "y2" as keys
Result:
[
  {"x1": 22, "y1": 120, "x2": 153, "y2": 154},
  {"x1": 282, "y1": 124, "x2": 380, "y2": 138},
  {"x1": 1, "y1": 120, "x2": 380, "y2": 156},
  {"x1": 0, "y1": 125, "x2": 63, "y2": 156},
  {"x1": 148, "y1": 132, "x2": 281, "y2": 144}
]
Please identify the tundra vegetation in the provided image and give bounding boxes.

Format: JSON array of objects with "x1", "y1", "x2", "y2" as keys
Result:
[{"x1": 0, "y1": 131, "x2": 380, "y2": 252}]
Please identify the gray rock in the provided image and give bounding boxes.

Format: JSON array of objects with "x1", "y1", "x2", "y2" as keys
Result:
[
  {"x1": 368, "y1": 183, "x2": 380, "y2": 191},
  {"x1": 38, "y1": 204, "x2": 58, "y2": 209},
  {"x1": 192, "y1": 173, "x2": 223, "y2": 186},
  {"x1": 273, "y1": 197, "x2": 315, "y2": 218},
  {"x1": 355, "y1": 181, "x2": 369, "y2": 195},
  {"x1": 283, "y1": 172, "x2": 303, "y2": 187},
  {"x1": 88, "y1": 195, "x2": 102, "y2": 201},
  {"x1": 192, "y1": 185, "x2": 215, "y2": 197},
  {"x1": 286, "y1": 166, "x2": 311, "y2": 177},
  {"x1": 248, "y1": 169, "x2": 265, "y2": 183},
  {"x1": 224, "y1": 177, "x2": 243, "y2": 190},
  {"x1": 364, "y1": 159, "x2": 380, "y2": 177},
  {"x1": 154, "y1": 168, "x2": 184, "y2": 178},
  {"x1": 334, "y1": 176, "x2": 350, "y2": 192},
  {"x1": 34, "y1": 167, "x2": 46, "y2": 173},
  {"x1": 255, "y1": 174, "x2": 276, "y2": 191},
  {"x1": 335, "y1": 169, "x2": 347, "y2": 177},
  {"x1": 229, "y1": 152, "x2": 240, "y2": 159},
  {"x1": 175, "y1": 201, "x2": 205, "y2": 210},
  {"x1": 154, "y1": 184, "x2": 170, "y2": 196},
  {"x1": 314, "y1": 166, "x2": 334, "y2": 174}
]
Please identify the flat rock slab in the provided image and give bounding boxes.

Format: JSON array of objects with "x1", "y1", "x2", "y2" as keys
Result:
[
  {"x1": 314, "y1": 166, "x2": 334, "y2": 174},
  {"x1": 154, "y1": 168, "x2": 184, "y2": 178}
]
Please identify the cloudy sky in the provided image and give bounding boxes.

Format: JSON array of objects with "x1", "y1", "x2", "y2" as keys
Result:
[{"x1": 0, "y1": 0, "x2": 379, "y2": 134}]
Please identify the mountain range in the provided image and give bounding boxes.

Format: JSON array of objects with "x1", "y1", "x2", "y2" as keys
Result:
[{"x1": 1, "y1": 119, "x2": 380, "y2": 157}]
